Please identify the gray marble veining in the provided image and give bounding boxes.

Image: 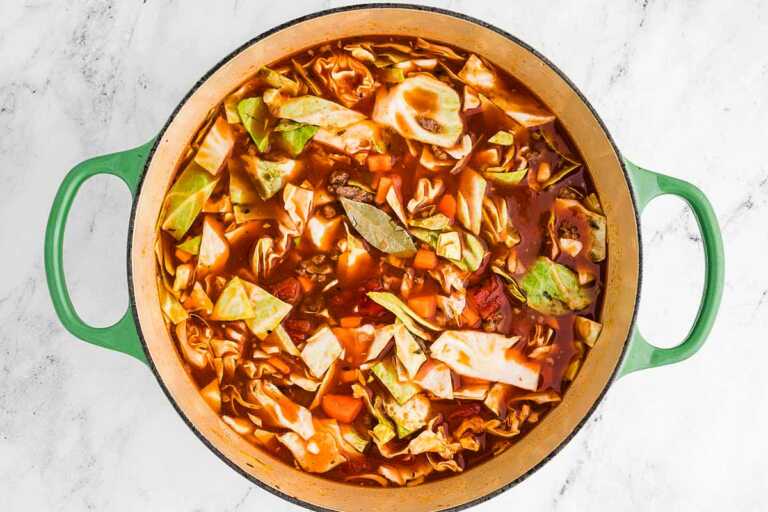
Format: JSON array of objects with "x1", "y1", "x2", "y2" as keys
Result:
[{"x1": 1, "y1": 0, "x2": 766, "y2": 510}]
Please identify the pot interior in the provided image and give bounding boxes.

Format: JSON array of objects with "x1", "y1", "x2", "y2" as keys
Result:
[{"x1": 130, "y1": 7, "x2": 639, "y2": 511}]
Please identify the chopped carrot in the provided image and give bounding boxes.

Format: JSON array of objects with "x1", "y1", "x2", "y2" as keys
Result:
[
  {"x1": 175, "y1": 249, "x2": 192, "y2": 263},
  {"x1": 339, "y1": 369, "x2": 360, "y2": 384},
  {"x1": 375, "y1": 176, "x2": 392, "y2": 205},
  {"x1": 321, "y1": 394, "x2": 364, "y2": 423},
  {"x1": 377, "y1": 174, "x2": 402, "y2": 205},
  {"x1": 367, "y1": 154, "x2": 393, "y2": 173},
  {"x1": 340, "y1": 315, "x2": 363, "y2": 328},
  {"x1": 407, "y1": 294, "x2": 437, "y2": 319},
  {"x1": 460, "y1": 304, "x2": 481, "y2": 328},
  {"x1": 267, "y1": 357, "x2": 291, "y2": 374},
  {"x1": 413, "y1": 248, "x2": 438, "y2": 270},
  {"x1": 438, "y1": 194, "x2": 457, "y2": 221},
  {"x1": 297, "y1": 275, "x2": 315, "y2": 294}
]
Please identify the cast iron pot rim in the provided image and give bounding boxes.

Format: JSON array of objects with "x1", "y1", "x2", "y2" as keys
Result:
[{"x1": 126, "y1": 4, "x2": 642, "y2": 511}]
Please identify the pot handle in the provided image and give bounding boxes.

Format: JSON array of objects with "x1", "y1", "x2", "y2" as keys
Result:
[
  {"x1": 44, "y1": 139, "x2": 156, "y2": 364},
  {"x1": 618, "y1": 159, "x2": 724, "y2": 377}
]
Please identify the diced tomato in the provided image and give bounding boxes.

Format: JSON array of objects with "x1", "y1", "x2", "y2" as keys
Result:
[
  {"x1": 284, "y1": 318, "x2": 314, "y2": 342},
  {"x1": 468, "y1": 276, "x2": 499, "y2": 317},
  {"x1": 467, "y1": 276, "x2": 513, "y2": 333},
  {"x1": 321, "y1": 394, "x2": 364, "y2": 423},
  {"x1": 270, "y1": 277, "x2": 303, "y2": 305}
]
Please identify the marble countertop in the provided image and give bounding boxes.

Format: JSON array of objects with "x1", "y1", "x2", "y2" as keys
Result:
[{"x1": 1, "y1": 0, "x2": 765, "y2": 510}]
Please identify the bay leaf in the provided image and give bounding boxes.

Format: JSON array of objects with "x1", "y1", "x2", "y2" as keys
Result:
[{"x1": 340, "y1": 198, "x2": 416, "y2": 257}]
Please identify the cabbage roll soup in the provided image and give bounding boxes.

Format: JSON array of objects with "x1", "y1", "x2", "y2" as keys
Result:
[{"x1": 155, "y1": 36, "x2": 607, "y2": 487}]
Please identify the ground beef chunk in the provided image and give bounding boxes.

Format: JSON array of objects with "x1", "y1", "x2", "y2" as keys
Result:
[
  {"x1": 416, "y1": 116, "x2": 440, "y2": 133},
  {"x1": 328, "y1": 169, "x2": 350, "y2": 187},
  {"x1": 327, "y1": 169, "x2": 374, "y2": 203},
  {"x1": 333, "y1": 185, "x2": 374, "y2": 203}
]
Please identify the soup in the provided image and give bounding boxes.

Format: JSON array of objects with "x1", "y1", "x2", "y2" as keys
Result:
[{"x1": 154, "y1": 36, "x2": 606, "y2": 487}]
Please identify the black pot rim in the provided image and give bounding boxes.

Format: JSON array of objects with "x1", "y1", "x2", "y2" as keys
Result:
[{"x1": 126, "y1": 4, "x2": 642, "y2": 511}]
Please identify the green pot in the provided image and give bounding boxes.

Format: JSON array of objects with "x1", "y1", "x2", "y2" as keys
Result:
[{"x1": 43, "y1": 5, "x2": 725, "y2": 512}]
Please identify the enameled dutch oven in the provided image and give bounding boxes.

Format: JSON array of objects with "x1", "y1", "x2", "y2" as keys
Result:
[{"x1": 44, "y1": 5, "x2": 725, "y2": 512}]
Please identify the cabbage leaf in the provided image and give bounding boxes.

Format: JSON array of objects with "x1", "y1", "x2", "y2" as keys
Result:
[
  {"x1": 264, "y1": 89, "x2": 366, "y2": 129},
  {"x1": 241, "y1": 280, "x2": 292, "y2": 338},
  {"x1": 431, "y1": 330, "x2": 540, "y2": 390},
  {"x1": 274, "y1": 120, "x2": 319, "y2": 157},
  {"x1": 238, "y1": 97, "x2": 272, "y2": 152},
  {"x1": 458, "y1": 55, "x2": 555, "y2": 128},
  {"x1": 520, "y1": 257, "x2": 593, "y2": 315},
  {"x1": 301, "y1": 326, "x2": 344, "y2": 379},
  {"x1": 366, "y1": 291, "x2": 441, "y2": 339},
  {"x1": 210, "y1": 276, "x2": 255, "y2": 321},
  {"x1": 161, "y1": 160, "x2": 219, "y2": 240},
  {"x1": 371, "y1": 357, "x2": 421, "y2": 405}
]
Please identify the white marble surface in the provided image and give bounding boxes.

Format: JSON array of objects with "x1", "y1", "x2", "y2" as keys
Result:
[{"x1": 0, "y1": 0, "x2": 765, "y2": 510}]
